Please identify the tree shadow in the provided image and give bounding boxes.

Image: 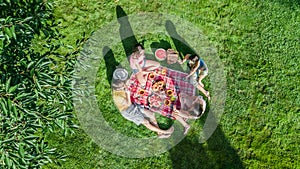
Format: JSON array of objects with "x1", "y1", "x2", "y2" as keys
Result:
[
  {"x1": 165, "y1": 20, "x2": 197, "y2": 60},
  {"x1": 103, "y1": 46, "x2": 119, "y2": 86},
  {"x1": 116, "y1": 5, "x2": 139, "y2": 59}
]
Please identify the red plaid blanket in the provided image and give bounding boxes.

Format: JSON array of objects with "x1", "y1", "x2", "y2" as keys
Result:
[{"x1": 127, "y1": 67, "x2": 196, "y2": 120}]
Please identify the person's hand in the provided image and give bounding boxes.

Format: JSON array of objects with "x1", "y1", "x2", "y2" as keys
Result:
[{"x1": 178, "y1": 60, "x2": 183, "y2": 64}]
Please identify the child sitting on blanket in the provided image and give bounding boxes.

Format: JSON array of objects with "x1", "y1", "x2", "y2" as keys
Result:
[{"x1": 178, "y1": 54, "x2": 210, "y2": 100}]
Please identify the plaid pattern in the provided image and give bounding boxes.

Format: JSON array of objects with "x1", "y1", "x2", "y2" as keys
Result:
[
  {"x1": 166, "y1": 68, "x2": 196, "y2": 96},
  {"x1": 127, "y1": 67, "x2": 196, "y2": 120}
]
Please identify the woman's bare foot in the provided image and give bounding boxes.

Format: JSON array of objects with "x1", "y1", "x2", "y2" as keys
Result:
[
  {"x1": 157, "y1": 126, "x2": 174, "y2": 138},
  {"x1": 166, "y1": 126, "x2": 174, "y2": 134},
  {"x1": 206, "y1": 91, "x2": 210, "y2": 100},
  {"x1": 158, "y1": 133, "x2": 172, "y2": 138}
]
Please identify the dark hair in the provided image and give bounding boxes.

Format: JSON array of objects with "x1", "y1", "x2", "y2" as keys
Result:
[
  {"x1": 187, "y1": 54, "x2": 199, "y2": 69},
  {"x1": 188, "y1": 54, "x2": 199, "y2": 61},
  {"x1": 133, "y1": 43, "x2": 145, "y2": 52}
]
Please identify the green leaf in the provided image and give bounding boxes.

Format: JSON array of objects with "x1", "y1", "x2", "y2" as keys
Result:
[
  {"x1": 4, "y1": 156, "x2": 11, "y2": 168},
  {"x1": 2, "y1": 137, "x2": 14, "y2": 144},
  {"x1": 10, "y1": 25, "x2": 16, "y2": 40},
  {"x1": 14, "y1": 93, "x2": 29, "y2": 101},
  {"x1": 0, "y1": 99, "x2": 8, "y2": 115},
  {"x1": 12, "y1": 105, "x2": 18, "y2": 118},
  {"x1": 24, "y1": 135, "x2": 39, "y2": 140},
  {"x1": 8, "y1": 85, "x2": 18, "y2": 93},
  {"x1": 4, "y1": 27, "x2": 12, "y2": 38},
  {"x1": 19, "y1": 145, "x2": 25, "y2": 158},
  {"x1": 27, "y1": 61, "x2": 35, "y2": 69},
  {"x1": 5, "y1": 77, "x2": 11, "y2": 93},
  {"x1": 23, "y1": 17, "x2": 33, "y2": 22}
]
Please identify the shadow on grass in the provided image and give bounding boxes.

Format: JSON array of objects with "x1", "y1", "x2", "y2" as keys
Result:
[
  {"x1": 270, "y1": 0, "x2": 300, "y2": 9},
  {"x1": 150, "y1": 40, "x2": 172, "y2": 54},
  {"x1": 165, "y1": 19, "x2": 244, "y2": 168},
  {"x1": 103, "y1": 46, "x2": 119, "y2": 86},
  {"x1": 170, "y1": 125, "x2": 244, "y2": 169},
  {"x1": 165, "y1": 20, "x2": 196, "y2": 60},
  {"x1": 116, "y1": 5, "x2": 139, "y2": 59}
]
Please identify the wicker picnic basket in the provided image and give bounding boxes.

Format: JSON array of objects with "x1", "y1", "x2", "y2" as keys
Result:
[{"x1": 166, "y1": 49, "x2": 179, "y2": 64}]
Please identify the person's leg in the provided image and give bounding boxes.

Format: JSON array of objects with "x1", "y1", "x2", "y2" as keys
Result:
[
  {"x1": 142, "y1": 120, "x2": 174, "y2": 135},
  {"x1": 198, "y1": 96, "x2": 206, "y2": 115},
  {"x1": 198, "y1": 74, "x2": 206, "y2": 87},
  {"x1": 196, "y1": 84, "x2": 210, "y2": 100},
  {"x1": 174, "y1": 108, "x2": 198, "y2": 119},
  {"x1": 143, "y1": 110, "x2": 173, "y2": 138},
  {"x1": 143, "y1": 109, "x2": 158, "y2": 126},
  {"x1": 198, "y1": 69, "x2": 208, "y2": 87},
  {"x1": 174, "y1": 115, "x2": 191, "y2": 135}
]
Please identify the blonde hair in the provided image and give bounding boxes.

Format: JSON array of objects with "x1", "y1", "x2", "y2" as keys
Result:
[{"x1": 112, "y1": 90, "x2": 130, "y2": 112}]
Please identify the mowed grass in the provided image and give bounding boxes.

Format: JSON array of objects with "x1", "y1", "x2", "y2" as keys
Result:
[{"x1": 44, "y1": 0, "x2": 300, "y2": 168}]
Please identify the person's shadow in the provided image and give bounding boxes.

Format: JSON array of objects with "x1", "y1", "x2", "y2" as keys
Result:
[
  {"x1": 169, "y1": 125, "x2": 244, "y2": 169},
  {"x1": 165, "y1": 20, "x2": 244, "y2": 168},
  {"x1": 103, "y1": 46, "x2": 119, "y2": 86},
  {"x1": 165, "y1": 20, "x2": 197, "y2": 59},
  {"x1": 116, "y1": 5, "x2": 139, "y2": 59}
]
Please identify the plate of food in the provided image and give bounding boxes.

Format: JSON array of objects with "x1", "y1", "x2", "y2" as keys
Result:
[{"x1": 155, "y1": 48, "x2": 167, "y2": 61}]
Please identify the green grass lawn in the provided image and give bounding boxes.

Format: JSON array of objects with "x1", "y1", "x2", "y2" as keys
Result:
[{"x1": 44, "y1": 0, "x2": 299, "y2": 168}]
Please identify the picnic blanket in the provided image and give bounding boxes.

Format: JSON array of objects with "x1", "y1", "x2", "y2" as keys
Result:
[{"x1": 127, "y1": 67, "x2": 196, "y2": 119}]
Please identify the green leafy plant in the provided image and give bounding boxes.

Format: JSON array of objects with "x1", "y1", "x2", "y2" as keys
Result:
[{"x1": 0, "y1": 0, "x2": 86, "y2": 168}]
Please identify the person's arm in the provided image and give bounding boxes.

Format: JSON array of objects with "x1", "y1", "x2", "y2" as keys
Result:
[
  {"x1": 186, "y1": 61, "x2": 200, "y2": 78},
  {"x1": 178, "y1": 54, "x2": 190, "y2": 64},
  {"x1": 135, "y1": 60, "x2": 143, "y2": 72},
  {"x1": 125, "y1": 89, "x2": 131, "y2": 103}
]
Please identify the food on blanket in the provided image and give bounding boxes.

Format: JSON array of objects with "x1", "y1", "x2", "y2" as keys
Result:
[
  {"x1": 157, "y1": 81, "x2": 164, "y2": 87},
  {"x1": 170, "y1": 96, "x2": 177, "y2": 101},
  {"x1": 164, "y1": 99, "x2": 171, "y2": 106},
  {"x1": 152, "y1": 83, "x2": 159, "y2": 92},
  {"x1": 152, "y1": 79, "x2": 166, "y2": 92},
  {"x1": 149, "y1": 73, "x2": 155, "y2": 80},
  {"x1": 166, "y1": 89, "x2": 173, "y2": 96},
  {"x1": 161, "y1": 68, "x2": 167, "y2": 75},
  {"x1": 139, "y1": 89, "x2": 145, "y2": 95},
  {"x1": 155, "y1": 48, "x2": 166, "y2": 61},
  {"x1": 148, "y1": 93, "x2": 162, "y2": 108}
]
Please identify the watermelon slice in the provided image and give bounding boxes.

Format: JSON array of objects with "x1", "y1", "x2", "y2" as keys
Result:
[{"x1": 155, "y1": 48, "x2": 166, "y2": 61}]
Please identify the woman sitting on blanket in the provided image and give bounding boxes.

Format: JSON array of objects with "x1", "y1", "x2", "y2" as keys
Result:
[
  {"x1": 178, "y1": 54, "x2": 210, "y2": 100},
  {"x1": 112, "y1": 68, "x2": 174, "y2": 138},
  {"x1": 129, "y1": 43, "x2": 160, "y2": 86},
  {"x1": 146, "y1": 92, "x2": 202, "y2": 135}
]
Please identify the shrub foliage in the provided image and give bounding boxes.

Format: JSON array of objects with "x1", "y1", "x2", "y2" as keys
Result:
[{"x1": 0, "y1": 0, "x2": 81, "y2": 168}]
